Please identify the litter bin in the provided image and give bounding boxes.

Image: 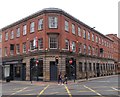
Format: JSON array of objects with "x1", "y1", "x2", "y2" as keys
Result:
[{"x1": 6, "y1": 76, "x2": 10, "y2": 82}]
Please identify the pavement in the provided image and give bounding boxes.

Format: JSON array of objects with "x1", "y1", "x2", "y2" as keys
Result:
[{"x1": 1, "y1": 74, "x2": 118, "y2": 86}]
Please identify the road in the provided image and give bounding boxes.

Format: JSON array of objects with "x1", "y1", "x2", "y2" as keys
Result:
[{"x1": 2, "y1": 75, "x2": 119, "y2": 97}]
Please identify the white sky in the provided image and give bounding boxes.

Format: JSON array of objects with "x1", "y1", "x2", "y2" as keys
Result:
[{"x1": 0, "y1": 0, "x2": 119, "y2": 36}]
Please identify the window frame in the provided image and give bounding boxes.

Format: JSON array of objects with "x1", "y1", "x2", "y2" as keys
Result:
[
  {"x1": 83, "y1": 29, "x2": 86, "y2": 39},
  {"x1": 38, "y1": 38, "x2": 43, "y2": 50},
  {"x1": 16, "y1": 44, "x2": 20, "y2": 54},
  {"x1": 49, "y1": 35, "x2": 58, "y2": 49},
  {"x1": 23, "y1": 25, "x2": 27, "y2": 35},
  {"x1": 16, "y1": 27, "x2": 20, "y2": 37},
  {"x1": 92, "y1": 34, "x2": 94, "y2": 42},
  {"x1": 65, "y1": 39, "x2": 69, "y2": 50},
  {"x1": 99, "y1": 37, "x2": 101, "y2": 44},
  {"x1": 78, "y1": 27, "x2": 81, "y2": 36},
  {"x1": 72, "y1": 24, "x2": 75, "y2": 34},
  {"x1": 72, "y1": 41, "x2": 76, "y2": 52},
  {"x1": 10, "y1": 30, "x2": 14, "y2": 39},
  {"x1": 92, "y1": 47, "x2": 95, "y2": 56},
  {"x1": 83, "y1": 44, "x2": 86, "y2": 54},
  {"x1": 48, "y1": 16, "x2": 58, "y2": 29},
  {"x1": 88, "y1": 46, "x2": 91, "y2": 55},
  {"x1": 23, "y1": 42, "x2": 26, "y2": 53},
  {"x1": 30, "y1": 22, "x2": 35, "y2": 33},
  {"x1": 30, "y1": 40, "x2": 34, "y2": 50},
  {"x1": 4, "y1": 47, "x2": 7, "y2": 56},
  {"x1": 38, "y1": 18, "x2": 43, "y2": 30},
  {"x1": 96, "y1": 36, "x2": 98, "y2": 43},
  {"x1": 5, "y1": 32, "x2": 8, "y2": 41},
  {"x1": 88, "y1": 31, "x2": 90, "y2": 40},
  {"x1": 78, "y1": 43, "x2": 82, "y2": 53},
  {"x1": 65, "y1": 20, "x2": 69, "y2": 32}
]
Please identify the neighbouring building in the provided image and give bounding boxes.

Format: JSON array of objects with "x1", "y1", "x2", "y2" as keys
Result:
[
  {"x1": 106, "y1": 34, "x2": 120, "y2": 74},
  {"x1": 0, "y1": 8, "x2": 119, "y2": 81}
]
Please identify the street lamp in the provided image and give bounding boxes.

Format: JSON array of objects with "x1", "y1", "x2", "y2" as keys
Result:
[
  {"x1": 69, "y1": 58, "x2": 76, "y2": 82},
  {"x1": 85, "y1": 27, "x2": 96, "y2": 80},
  {"x1": 91, "y1": 27, "x2": 95, "y2": 30},
  {"x1": 36, "y1": 60, "x2": 39, "y2": 81},
  {"x1": 84, "y1": 37, "x2": 88, "y2": 80}
]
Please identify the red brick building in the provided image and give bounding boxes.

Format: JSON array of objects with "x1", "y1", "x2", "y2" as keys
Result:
[
  {"x1": 0, "y1": 8, "x2": 118, "y2": 81},
  {"x1": 106, "y1": 34, "x2": 120, "y2": 74}
]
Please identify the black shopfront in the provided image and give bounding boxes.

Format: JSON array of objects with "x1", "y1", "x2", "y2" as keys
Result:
[
  {"x1": 30, "y1": 58, "x2": 43, "y2": 81},
  {"x1": 66, "y1": 57, "x2": 76, "y2": 80},
  {"x1": 2, "y1": 59, "x2": 26, "y2": 81}
]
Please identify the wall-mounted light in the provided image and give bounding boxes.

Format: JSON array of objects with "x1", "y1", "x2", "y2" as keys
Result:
[{"x1": 91, "y1": 27, "x2": 95, "y2": 30}]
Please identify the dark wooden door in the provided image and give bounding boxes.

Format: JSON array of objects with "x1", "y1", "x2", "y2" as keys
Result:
[{"x1": 50, "y1": 61, "x2": 57, "y2": 81}]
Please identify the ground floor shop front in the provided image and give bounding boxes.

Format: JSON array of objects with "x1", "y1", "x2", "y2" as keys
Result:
[{"x1": 2, "y1": 52, "x2": 117, "y2": 81}]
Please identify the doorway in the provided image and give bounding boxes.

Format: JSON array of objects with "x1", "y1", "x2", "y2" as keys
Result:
[
  {"x1": 50, "y1": 61, "x2": 57, "y2": 81},
  {"x1": 96, "y1": 63, "x2": 100, "y2": 77}
]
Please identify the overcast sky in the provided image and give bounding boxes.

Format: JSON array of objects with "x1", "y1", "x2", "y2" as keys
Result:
[{"x1": 0, "y1": 0, "x2": 119, "y2": 36}]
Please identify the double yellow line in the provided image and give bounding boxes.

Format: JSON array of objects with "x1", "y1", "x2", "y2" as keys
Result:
[
  {"x1": 64, "y1": 84, "x2": 72, "y2": 97},
  {"x1": 37, "y1": 85, "x2": 49, "y2": 97},
  {"x1": 37, "y1": 84, "x2": 72, "y2": 97}
]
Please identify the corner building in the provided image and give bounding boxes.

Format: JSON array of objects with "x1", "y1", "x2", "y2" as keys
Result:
[{"x1": 1, "y1": 8, "x2": 117, "y2": 81}]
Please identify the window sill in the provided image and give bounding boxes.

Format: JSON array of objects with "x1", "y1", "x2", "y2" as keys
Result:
[
  {"x1": 72, "y1": 33, "x2": 76, "y2": 36},
  {"x1": 65, "y1": 30, "x2": 69, "y2": 32},
  {"x1": 49, "y1": 27, "x2": 58, "y2": 29},
  {"x1": 38, "y1": 29, "x2": 43, "y2": 31},
  {"x1": 16, "y1": 36, "x2": 20, "y2": 38},
  {"x1": 23, "y1": 34, "x2": 27, "y2": 36},
  {"x1": 30, "y1": 31, "x2": 34, "y2": 33}
]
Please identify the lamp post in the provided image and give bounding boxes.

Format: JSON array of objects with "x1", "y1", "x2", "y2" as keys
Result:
[
  {"x1": 36, "y1": 60, "x2": 39, "y2": 81},
  {"x1": 85, "y1": 27, "x2": 96, "y2": 80},
  {"x1": 85, "y1": 52, "x2": 88, "y2": 80},
  {"x1": 69, "y1": 58, "x2": 75, "y2": 82},
  {"x1": 84, "y1": 36, "x2": 88, "y2": 80},
  {"x1": 30, "y1": 58, "x2": 34, "y2": 84}
]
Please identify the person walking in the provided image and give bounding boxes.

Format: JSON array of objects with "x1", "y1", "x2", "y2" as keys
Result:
[
  {"x1": 58, "y1": 72, "x2": 62, "y2": 85},
  {"x1": 63, "y1": 73, "x2": 67, "y2": 84}
]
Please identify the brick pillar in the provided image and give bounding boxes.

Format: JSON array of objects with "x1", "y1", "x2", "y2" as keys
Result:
[
  {"x1": 76, "y1": 58, "x2": 79, "y2": 79},
  {"x1": 43, "y1": 56, "x2": 50, "y2": 81},
  {"x1": 25, "y1": 58, "x2": 30, "y2": 81},
  {"x1": 60, "y1": 56, "x2": 66, "y2": 75}
]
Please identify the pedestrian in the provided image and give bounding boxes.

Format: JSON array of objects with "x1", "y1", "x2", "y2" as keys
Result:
[
  {"x1": 58, "y1": 72, "x2": 63, "y2": 85},
  {"x1": 63, "y1": 73, "x2": 67, "y2": 84}
]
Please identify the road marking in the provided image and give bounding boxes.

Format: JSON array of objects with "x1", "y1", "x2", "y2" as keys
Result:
[
  {"x1": 77, "y1": 90, "x2": 93, "y2": 92},
  {"x1": 9, "y1": 87, "x2": 28, "y2": 96},
  {"x1": 49, "y1": 92, "x2": 59, "y2": 95},
  {"x1": 111, "y1": 87, "x2": 120, "y2": 91},
  {"x1": 91, "y1": 86, "x2": 108, "y2": 89},
  {"x1": 12, "y1": 88, "x2": 22, "y2": 90},
  {"x1": 24, "y1": 93, "x2": 36, "y2": 95},
  {"x1": 37, "y1": 85, "x2": 49, "y2": 97},
  {"x1": 24, "y1": 89, "x2": 35, "y2": 92},
  {"x1": 95, "y1": 81, "x2": 110, "y2": 82},
  {"x1": 84, "y1": 85, "x2": 103, "y2": 97},
  {"x1": 64, "y1": 85, "x2": 72, "y2": 97}
]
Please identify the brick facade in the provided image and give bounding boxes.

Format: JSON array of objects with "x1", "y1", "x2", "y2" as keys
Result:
[
  {"x1": 0, "y1": 8, "x2": 119, "y2": 81},
  {"x1": 106, "y1": 34, "x2": 120, "y2": 74}
]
